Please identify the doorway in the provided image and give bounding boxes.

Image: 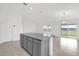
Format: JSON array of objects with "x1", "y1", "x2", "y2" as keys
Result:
[{"x1": 0, "y1": 13, "x2": 23, "y2": 43}]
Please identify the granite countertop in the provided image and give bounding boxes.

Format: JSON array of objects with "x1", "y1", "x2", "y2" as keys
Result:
[{"x1": 20, "y1": 33, "x2": 52, "y2": 41}]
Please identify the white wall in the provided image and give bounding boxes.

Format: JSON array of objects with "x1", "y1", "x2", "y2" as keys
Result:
[
  {"x1": 23, "y1": 21, "x2": 37, "y2": 33},
  {"x1": 34, "y1": 20, "x2": 61, "y2": 37}
]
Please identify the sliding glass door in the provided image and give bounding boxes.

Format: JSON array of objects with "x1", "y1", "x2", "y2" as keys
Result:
[{"x1": 60, "y1": 24, "x2": 77, "y2": 55}]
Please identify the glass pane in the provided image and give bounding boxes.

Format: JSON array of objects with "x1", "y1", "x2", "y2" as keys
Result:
[{"x1": 61, "y1": 24, "x2": 77, "y2": 38}]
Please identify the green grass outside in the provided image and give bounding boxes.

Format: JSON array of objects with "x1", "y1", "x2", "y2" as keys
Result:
[{"x1": 61, "y1": 30, "x2": 76, "y2": 37}]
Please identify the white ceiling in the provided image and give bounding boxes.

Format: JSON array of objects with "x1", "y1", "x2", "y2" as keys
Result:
[{"x1": 0, "y1": 3, "x2": 79, "y2": 24}]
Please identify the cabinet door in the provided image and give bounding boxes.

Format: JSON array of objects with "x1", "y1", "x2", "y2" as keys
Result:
[
  {"x1": 27, "y1": 37, "x2": 32, "y2": 55},
  {"x1": 33, "y1": 39, "x2": 41, "y2": 56},
  {"x1": 20, "y1": 34, "x2": 24, "y2": 48},
  {"x1": 23, "y1": 36, "x2": 28, "y2": 50}
]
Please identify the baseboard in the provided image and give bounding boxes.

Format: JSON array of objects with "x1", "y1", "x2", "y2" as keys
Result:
[{"x1": 0, "y1": 39, "x2": 20, "y2": 44}]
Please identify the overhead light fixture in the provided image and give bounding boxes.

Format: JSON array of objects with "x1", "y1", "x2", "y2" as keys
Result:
[
  {"x1": 60, "y1": 10, "x2": 70, "y2": 24},
  {"x1": 61, "y1": 10, "x2": 70, "y2": 19},
  {"x1": 22, "y1": 3, "x2": 33, "y2": 10},
  {"x1": 23, "y1": 3, "x2": 28, "y2": 6}
]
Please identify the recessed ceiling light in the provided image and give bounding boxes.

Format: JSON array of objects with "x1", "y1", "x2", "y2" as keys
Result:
[
  {"x1": 62, "y1": 20, "x2": 66, "y2": 24},
  {"x1": 30, "y1": 7, "x2": 33, "y2": 10}
]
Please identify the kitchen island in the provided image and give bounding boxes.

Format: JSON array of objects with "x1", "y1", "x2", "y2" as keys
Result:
[{"x1": 20, "y1": 33, "x2": 52, "y2": 56}]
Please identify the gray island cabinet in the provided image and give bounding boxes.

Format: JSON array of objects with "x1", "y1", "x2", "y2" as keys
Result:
[{"x1": 20, "y1": 33, "x2": 50, "y2": 56}]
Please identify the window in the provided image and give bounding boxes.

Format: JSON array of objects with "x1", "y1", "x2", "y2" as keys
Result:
[{"x1": 61, "y1": 24, "x2": 77, "y2": 38}]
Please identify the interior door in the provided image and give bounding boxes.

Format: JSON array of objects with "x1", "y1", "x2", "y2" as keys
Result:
[{"x1": 0, "y1": 13, "x2": 23, "y2": 43}]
